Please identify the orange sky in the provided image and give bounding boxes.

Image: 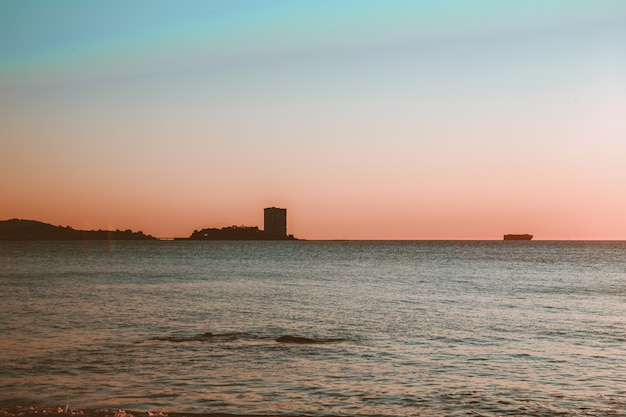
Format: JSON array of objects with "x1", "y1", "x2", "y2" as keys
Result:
[{"x1": 2, "y1": 1, "x2": 625, "y2": 239}]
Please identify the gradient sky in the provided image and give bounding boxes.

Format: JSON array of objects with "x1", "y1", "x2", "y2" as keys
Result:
[{"x1": 2, "y1": 1, "x2": 625, "y2": 239}]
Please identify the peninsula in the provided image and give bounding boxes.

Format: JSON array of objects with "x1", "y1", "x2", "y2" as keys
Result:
[
  {"x1": 0, "y1": 219, "x2": 156, "y2": 240},
  {"x1": 184, "y1": 207, "x2": 297, "y2": 240}
]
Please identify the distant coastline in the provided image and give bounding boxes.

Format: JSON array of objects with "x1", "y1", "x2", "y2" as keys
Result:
[
  {"x1": 179, "y1": 225, "x2": 297, "y2": 241},
  {"x1": 0, "y1": 219, "x2": 299, "y2": 242},
  {"x1": 0, "y1": 207, "x2": 299, "y2": 241},
  {"x1": 0, "y1": 219, "x2": 156, "y2": 241}
]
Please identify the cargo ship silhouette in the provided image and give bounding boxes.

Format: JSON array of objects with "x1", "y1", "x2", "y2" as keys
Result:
[{"x1": 503, "y1": 234, "x2": 533, "y2": 240}]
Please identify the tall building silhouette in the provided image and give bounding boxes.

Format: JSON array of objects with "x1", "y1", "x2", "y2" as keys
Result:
[{"x1": 264, "y1": 207, "x2": 287, "y2": 239}]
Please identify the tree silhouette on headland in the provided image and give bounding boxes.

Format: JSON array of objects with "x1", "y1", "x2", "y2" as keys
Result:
[{"x1": 188, "y1": 225, "x2": 296, "y2": 240}]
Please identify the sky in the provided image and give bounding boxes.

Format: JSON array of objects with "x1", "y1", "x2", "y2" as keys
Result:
[{"x1": 1, "y1": 0, "x2": 625, "y2": 240}]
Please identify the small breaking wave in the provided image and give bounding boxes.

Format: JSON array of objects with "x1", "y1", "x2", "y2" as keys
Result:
[
  {"x1": 146, "y1": 332, "x2": 346, "y2": 345},
  {"x1": 275, "y1": 335, "x2": 346, "y2": 344}
]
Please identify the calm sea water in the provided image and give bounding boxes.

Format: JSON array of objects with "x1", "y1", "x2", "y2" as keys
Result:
[{"x1": 0, "y1": 241, "x2": 625, "y2": 417}]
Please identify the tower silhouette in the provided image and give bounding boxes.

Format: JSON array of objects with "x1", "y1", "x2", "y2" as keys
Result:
[{"x1": 264, "y1": 207, "x2": 287, "y2": 239}]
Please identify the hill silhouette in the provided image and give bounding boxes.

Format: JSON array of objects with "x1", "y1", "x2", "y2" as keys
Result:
[{"x1": 0, "y1": 219, "x2": 156, "y2": 240}]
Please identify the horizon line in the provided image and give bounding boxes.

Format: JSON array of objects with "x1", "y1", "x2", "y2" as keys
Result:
[{"x1": 3, "y1": 218, "x2": 625, "y2": 242}]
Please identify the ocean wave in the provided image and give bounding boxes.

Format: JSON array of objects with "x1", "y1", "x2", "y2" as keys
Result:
[
  {"x1": 146, "y1": 332, "x2": 347, "y2": 345},
  {"x1": 275, "y1": 335, "x2": 346, "y2": 344}
]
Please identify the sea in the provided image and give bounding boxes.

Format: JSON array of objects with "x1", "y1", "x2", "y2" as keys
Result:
[{"x1": 0, "y1": 240, "x2": 625, "y2": 417}]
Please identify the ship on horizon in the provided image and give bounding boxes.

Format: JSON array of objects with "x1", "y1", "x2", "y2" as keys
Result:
[{"x1": 504, "y1": 234, "x2": 533, "y2": 241}]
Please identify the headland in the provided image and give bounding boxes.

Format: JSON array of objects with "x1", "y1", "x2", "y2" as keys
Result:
[{"x1": 0, "y1": 219, "x2": 156, "y2": 240}]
